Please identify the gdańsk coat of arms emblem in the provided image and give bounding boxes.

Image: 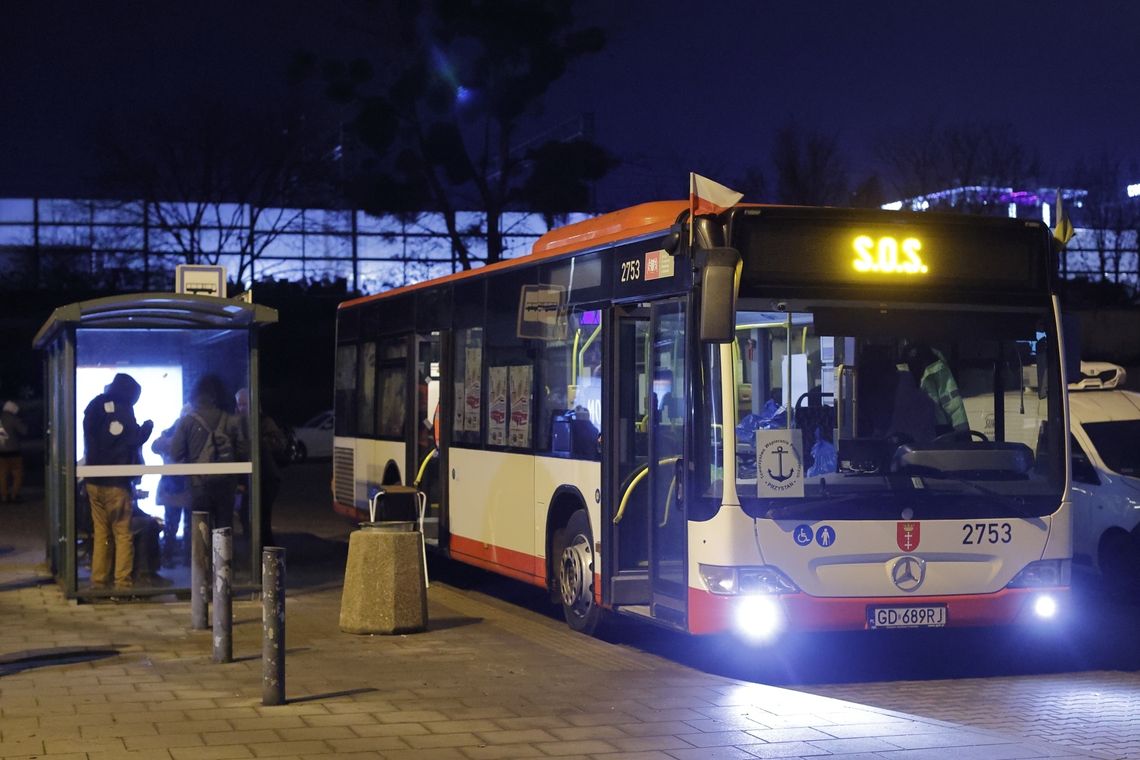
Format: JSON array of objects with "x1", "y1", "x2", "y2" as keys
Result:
[{"x1": 897, "y1": 521, "x2": 921, "y2": 552}]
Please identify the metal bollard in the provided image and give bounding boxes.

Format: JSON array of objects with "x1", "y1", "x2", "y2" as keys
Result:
[
  {"x1": 190, "y1": 512, "x2": 211, "y2": 630},
  {"x1": 212, "y1": 527, "x2": 232, "y2": 664},
  {"x1": 262, "y1": 547, "x2": 286, "y2": 705}
]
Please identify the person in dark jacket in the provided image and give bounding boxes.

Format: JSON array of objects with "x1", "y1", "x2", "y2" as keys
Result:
[
  {"x1": 169, "y1": 374, "x2": 248, "y2": 531},
  {"x1": 234, "y1": 388, "x2": 286, "y2": 545},
  {"x1": 82, "y1": 373, "x2": 153, "y2": 591},
  {"x1": 151, "y1": 406, "x2": 193, "y2": 564}
]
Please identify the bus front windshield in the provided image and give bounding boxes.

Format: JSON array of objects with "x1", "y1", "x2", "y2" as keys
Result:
[{"x1": 700, "y1": 303, "x2": 1065, "y2": 521}]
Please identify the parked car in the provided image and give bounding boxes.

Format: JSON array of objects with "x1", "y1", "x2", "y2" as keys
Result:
[
  {"x1": 291, "y1": 410, "x2": 334, "y2": 461},
  {"x1": 1068, "y1": 362, "x2": 1140, "y2": 590}
]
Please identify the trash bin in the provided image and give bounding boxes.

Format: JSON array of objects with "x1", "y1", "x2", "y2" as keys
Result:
[{"x1": 338, "y1": 487, "x2": 428, "y2": 635}]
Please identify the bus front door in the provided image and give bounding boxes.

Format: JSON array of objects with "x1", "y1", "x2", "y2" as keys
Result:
[{"x1": 610, "y1": 300, "x2": 688, "y2": 630}]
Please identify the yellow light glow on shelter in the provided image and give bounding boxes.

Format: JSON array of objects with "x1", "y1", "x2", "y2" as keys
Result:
[{"x1": 852, "y1": 235, "x2": 929, "y2": 275}]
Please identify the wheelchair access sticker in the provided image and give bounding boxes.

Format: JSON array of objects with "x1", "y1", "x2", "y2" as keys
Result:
[{"x1": 792, "y1": 523, "x2": 837, "y2": 548}]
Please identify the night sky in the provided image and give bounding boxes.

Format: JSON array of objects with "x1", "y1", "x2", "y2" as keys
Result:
[{"x1": 3, "y1": 1, "x2": 1139, "y2": 206}]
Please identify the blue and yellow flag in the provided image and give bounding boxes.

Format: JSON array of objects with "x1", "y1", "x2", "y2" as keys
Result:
[{"x1": 1053, "y1": 189, "x2": 1074, "y2": 245}]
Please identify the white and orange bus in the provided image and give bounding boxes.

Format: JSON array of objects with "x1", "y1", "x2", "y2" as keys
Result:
[{"x1": 332, "y1": 200, "x2": 1074, "y2": 638}]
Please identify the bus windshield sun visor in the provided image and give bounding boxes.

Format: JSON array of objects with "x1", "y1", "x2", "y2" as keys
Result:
[{"x1": 696, "y1": 246, "x2": 742, "y2": 343}]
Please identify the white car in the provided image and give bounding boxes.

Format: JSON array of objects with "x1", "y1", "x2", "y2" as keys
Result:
[
  {"x1": 291, "y1": 410, "x2": 334, "y2": 461},
  {"x1": 1068, "y1": 363, "x2": 1140, "y2": 589}
]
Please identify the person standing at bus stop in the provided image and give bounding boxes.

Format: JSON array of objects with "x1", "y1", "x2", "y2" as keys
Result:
[
  {"x1": 169, "y1": 374, "x2": 248, "y2": 531},
  {"x1": 234, "y1": 387, "x2": 285, "y2": 546},
  {"x1": 82, "y1": 373, "x2": 154, "y2": 592},
  {"x1": 0, "y1": 400, "x2": 28, "y2": 502}
]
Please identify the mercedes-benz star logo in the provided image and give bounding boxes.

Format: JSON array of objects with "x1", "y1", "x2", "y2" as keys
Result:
[{"x1": 891, "y1": 555, "x2": 926, "y2": 592}]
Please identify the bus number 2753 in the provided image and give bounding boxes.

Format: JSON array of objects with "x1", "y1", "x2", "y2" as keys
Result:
[
  {"x1": 620, "y1": 260, "x2": 641, "y2": 282},
  {"x1": 961, "y1": 522, "x2": 1012, "y2": 544}
]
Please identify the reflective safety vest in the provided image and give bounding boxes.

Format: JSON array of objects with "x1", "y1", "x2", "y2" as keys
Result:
[{"x1": 919, "y1": 356, "x2": 969, "y2": 432}]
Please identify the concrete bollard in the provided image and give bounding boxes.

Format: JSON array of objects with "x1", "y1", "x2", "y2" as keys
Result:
[
  {"x1": 212, "y1": 527, "x2": 232, "y2": 664},
  {"x1": 190, "y1": 511, "x2": 211, "y2": 630},
  {"x1": 339, "y1": 522, "x2": 428, "y2": 635},
  {"x1": 262, "y1": 547, "x2": 286, "y2": 706}
]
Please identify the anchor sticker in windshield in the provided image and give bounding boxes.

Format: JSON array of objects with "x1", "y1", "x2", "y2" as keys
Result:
[{"x1": 756, "y1": 429, "x2": 804, "y2": 498}]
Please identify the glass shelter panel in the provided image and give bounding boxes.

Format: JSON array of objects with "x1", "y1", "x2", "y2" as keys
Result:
[{"x1": 74, "y1": 328, "x2": 253, "y2": 596}]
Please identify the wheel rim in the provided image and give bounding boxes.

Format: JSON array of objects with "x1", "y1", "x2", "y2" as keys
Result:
[{"x1": 560, "y1": 533, "x2": 594, "y2": 616}]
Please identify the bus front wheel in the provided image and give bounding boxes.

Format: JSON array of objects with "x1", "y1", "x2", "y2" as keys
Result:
[{"x1": 556, "y1": 509, "x2": 603, "y2": 635}]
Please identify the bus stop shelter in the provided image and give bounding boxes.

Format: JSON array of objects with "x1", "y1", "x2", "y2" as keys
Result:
[{"x1": 33, "y1": 293, "x2": 278, "y2": 600}]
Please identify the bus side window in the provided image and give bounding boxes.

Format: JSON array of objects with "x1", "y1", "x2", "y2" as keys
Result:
[
  {"x1": 537, "y1": 309, "x2": 601, "y2": 460},
  {"x1": 452, "y1": 327, "x2": 483, "y2": 446}
]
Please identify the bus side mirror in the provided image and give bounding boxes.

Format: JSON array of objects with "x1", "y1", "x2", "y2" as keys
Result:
[{"x1": 696, "y1": 247, "x2": 741, "y2": 343}]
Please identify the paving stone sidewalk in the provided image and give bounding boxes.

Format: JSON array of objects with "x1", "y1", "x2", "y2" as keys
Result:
[{"x1": 0, "y1": 552, "x2": 1105, "y2": 760}]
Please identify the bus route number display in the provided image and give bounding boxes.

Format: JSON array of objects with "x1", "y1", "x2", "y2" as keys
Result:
[{"x1": 851, "y1": 235, "x2": 929, "y2": 275}]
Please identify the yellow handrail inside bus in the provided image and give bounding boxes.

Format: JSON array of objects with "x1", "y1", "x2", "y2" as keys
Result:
[
  {"x1": 614, "y1": 466, "x2": 648, "y2": 524},
  {"x1": 613, "y1": 455, "x2": 682, "y2": 524},
  {"x1": 570, "y1": 329, "x2": 581, "y2": 386},
  {"x1": 576, "y1": 324, "x2": 601, "y2": 380},
  {"x1": 413, "y1": 448, "x2": 436, "y2": 489}
]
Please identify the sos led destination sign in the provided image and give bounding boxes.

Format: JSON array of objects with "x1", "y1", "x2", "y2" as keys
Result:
[{"x1": 730, "y1": 208, "x2": 1049, "y2": 293}]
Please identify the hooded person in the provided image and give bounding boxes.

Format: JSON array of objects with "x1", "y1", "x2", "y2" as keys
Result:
[{"x1": 82, "y1": 373, "x2": 154, "y2": 593}]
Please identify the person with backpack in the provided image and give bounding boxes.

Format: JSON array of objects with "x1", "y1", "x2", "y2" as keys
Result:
[{"x1": 169, "y1": 374, "x2": 249, "y2": 531}]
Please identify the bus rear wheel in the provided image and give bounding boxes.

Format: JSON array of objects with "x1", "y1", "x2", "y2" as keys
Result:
[{"x1": 556, "y1": 509, "x2": 603, "y2": 635}]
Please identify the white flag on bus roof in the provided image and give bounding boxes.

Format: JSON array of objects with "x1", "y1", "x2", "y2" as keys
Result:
[{"x1": 689, "y1": 173, "x2": 743, "y2": 216}]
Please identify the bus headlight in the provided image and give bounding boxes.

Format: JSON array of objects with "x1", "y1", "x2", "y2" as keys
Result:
[
  {"x1": 1033, "y1": 594, "x2": 1058, "y2": 619},
  {"x1": 734, "y1": 595, "x2": 785, "y2": 641},
  {"x1": 699, "y1": 564, "x2": 799, "y2": 595},
  {"x1": 1006, "y1": 559, "x2": 1071, "y2": 588}
]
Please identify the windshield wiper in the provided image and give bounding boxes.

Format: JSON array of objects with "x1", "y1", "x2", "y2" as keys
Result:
[
  {"x1": 917, "y1": 476, "x2": 1043, "y2": 518},
  {"x1": 763, "y1": 493, "x2": 882, "y2": 520}
]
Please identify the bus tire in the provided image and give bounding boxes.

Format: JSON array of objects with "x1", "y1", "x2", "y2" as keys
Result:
[{"x1": 556, "y1": 509, "x2": 603, "y2": 635}]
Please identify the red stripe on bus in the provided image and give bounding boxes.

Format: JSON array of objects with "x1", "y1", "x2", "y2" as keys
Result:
[
  {"x1": 449, "y1": 535, "x2": 547, "y2": 587},
  {"x1": 688, "y1": 586, "x2": 1069, "y2": 634}
]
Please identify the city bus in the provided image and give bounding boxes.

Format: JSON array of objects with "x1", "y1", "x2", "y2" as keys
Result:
[{"x1": 332, "y1": 200, "x2": 1074, "y2": 638}]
